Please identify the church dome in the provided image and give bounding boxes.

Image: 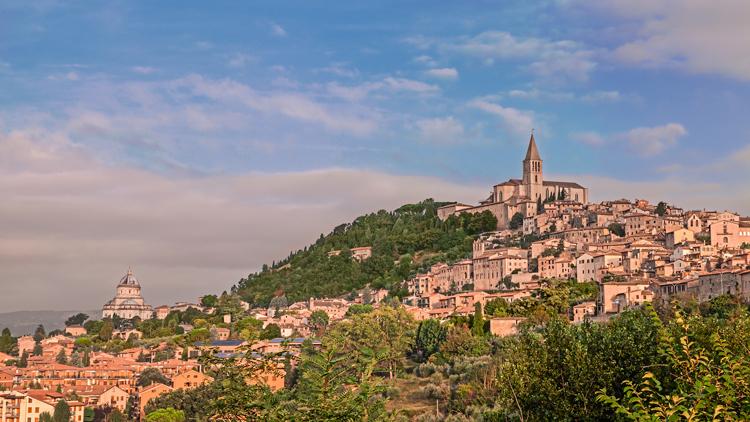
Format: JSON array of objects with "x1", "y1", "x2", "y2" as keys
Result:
[{"x1": 118, "y1": 268, "x2": 141, "y2": 286}]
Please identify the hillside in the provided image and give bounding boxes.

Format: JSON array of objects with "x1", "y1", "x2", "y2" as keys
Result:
[
  {"x1": 233, "y1": 199, "x2": 497, "y2": 306},
  {"x1": 0, "y1": 310, "x2": 99, "y2": 336}
]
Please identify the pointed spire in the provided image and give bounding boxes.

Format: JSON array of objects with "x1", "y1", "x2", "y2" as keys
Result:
[{"x1": 524, "y1": 131, "x2": 541, "y2": 161}]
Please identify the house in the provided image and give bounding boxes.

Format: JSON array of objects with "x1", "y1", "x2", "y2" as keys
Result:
[
  {"x1": 154, "y1": 305, "x2": 171, "y2": 320},
  {"x1": 171, "y1": 369, "x2": 213, "y2": 390},
  {"x1": 350, "y1": 246, "x2": 373, "y2": 262},
  {"x1": 83, "y1": 385, "x2": 130, "y2": 413},
  {"x1": 598, "y1": 281, "x2": 653, "y2": 314},
  {"x1": 488, "y1": 317, "x2": 526, "y2": 337},
  {"x1": 710, "y1": 220, "x2": 750, "y2": 249},
  {"x1": 211, "y1": 327, "x2": 230, "y2": 341},
  {"x1": 666, "y1": 228, "x2": 695, "y2": 248},
  {"x1": 696, "y1": 270, "x2": 750, "y2": 302},
  {"x1": 138, "y1": 383, "x2": 173, "y2": 419},
  {"x1": 64, "y1": 325, "x2": 87, "y2": 337},
  {"x1": 571, "y1": 301, "x2": 596, "y2": 323},
  {"x1": 17, "y1": 336, "x2": 36, "y2": 356}
]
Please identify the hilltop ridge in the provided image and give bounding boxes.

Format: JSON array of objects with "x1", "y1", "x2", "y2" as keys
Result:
[{"x1": 233, "y1": 199, "x2": 497, "y2": 306}]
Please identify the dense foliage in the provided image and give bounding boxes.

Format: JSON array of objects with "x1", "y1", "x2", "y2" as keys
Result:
[
  {"x1": 140, "y1": 291, "x2": 750, "y2": 421},
  {"x1": 233, "y1": 199, "x2": 497, "y2": 306}
]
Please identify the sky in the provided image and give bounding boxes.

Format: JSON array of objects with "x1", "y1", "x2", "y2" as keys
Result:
[{"x1": 1, "y1": 0, "x2": 749, "y2": 311}]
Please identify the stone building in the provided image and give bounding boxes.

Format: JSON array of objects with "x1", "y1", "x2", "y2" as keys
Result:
[
  {"x1": 102, "y1": 269, "x2": 154, "y2": 320},
  {"x1": 438, "y1": 133, "x2": 588, "y2": 229}
]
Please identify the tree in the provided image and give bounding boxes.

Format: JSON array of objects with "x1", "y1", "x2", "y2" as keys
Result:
[
  {"x1": 260, "y1": 324, "x2": 281, "y2": 340},
  {"x1": 65, "y1": 313, "x2": 89, "y2": 327},
  {"x1": 413, "y1": 319, "x2": 446, "y2": 362},
  {"x1": 200, "y1": 295, "x2": 218, "y2": 308},
  {"x1": 655, "y1": 201, "x2": 667, "y2": 216},
  {"x1": 345, "y1": 304, "x2": 374, "y2": 316},
  {"x1": 145, "y1": 408, "x2": 185, "y2": 422},
  {"x1": 598, "y1": 312, "x2": 750, "y2": 420},
  {"x1": 509, "y1": 212, "x2": 525, "y2": 230},
  {"x1": 309, "y1": 310, "x2": 329, "y2": 337},
  {"x1": 608, "y1": 222, "x2": 625, "y2": 237},
  {"x1": 53, "y1": 400, "x2": 71, "y2": 422},
  {"x1": 39, "y1": 413, "x2": 53, "y2": 422},
  {"x1": 98, "y1": 320, "x2": 113, "y2": 342},
  {"x1": 328, "y1": 306, "x2": 416, "y2": 379},
  {"x1": 33, "y1": 342, "x2": 43, "y2": 356},
  {"x1": 33, "y1": 324, "x2": 46, "y2": 342},
  {"x1": 56, "y1": 349, "x2": 67, "y2": 364},
  {"x1": 471, "y1": 303, "x2": 484, "y2": 336},
  {"x1": 18, "y1": 351, "x2": 28, "y2": 368},
  {"x1": 138, "y1": 368, "x2": 171, "y2": 387}
]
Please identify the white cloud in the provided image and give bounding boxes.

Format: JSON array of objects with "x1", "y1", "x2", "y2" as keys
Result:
[
  {"x1": 270, "y1": 22, "x2": 287, "y2": 37},
  {"x1": 507, "y1": 89, "x2": 622, "y2": 103},
  {"x1": 175, "y1": 74, "x2": 377, "y2": 135},
  {"x1": 326, "y1": 77, "x2": 439, "y2": 102},
  {"x1": 0, "y1": 129, "x2": 485, "y2": 311},
  {"x1": 442, "y1": 31, "x2": 597, "y2": 82},
  {"x1": 413, "y1": 55, "x2": 437, "y2": 67},
  {"x1": 425, "y1": 67, "x2": 459, "y2": 80},
  {"x1": 617, "y1": 123, "x2": 687, "y2": 155},
  {"x1": 415, "y1": 116, "x2": 465, "y2": 145},
  {"x1": 587, "y1": 0, "x2": 750, "y2": 80},
  {"x1": 227, "y1": 53, "x2": 255, "y2": 68},
  {"x1": 571, "y1": 131, "x2": 605, "y2": 146},
  {"x1": 468, "y1": 98, "x2": 534, "y2": 134},
  {"x1": 317, "y1": 63, "x2": 359, "y2": 78},
  {"x1": 131, "y1": 66, "x2": 156, "y2": 75}
]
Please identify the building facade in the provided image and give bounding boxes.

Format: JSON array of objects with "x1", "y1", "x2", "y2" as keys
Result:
[
  {"x1": 102, "y1": 269, "x2": 154, "y2": 320},
  {"x1": 438, "y1": 134, "x2": 589, "y2": 229}
]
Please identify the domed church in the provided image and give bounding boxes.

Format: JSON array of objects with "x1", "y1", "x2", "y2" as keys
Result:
[{"x1": 102, "y1": 269, "x2": 154, "y2": 320}]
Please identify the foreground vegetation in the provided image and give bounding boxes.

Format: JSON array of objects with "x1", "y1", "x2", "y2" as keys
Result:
[{"x1": 144, "y1": 292, "x2": 750, "y2": 421}]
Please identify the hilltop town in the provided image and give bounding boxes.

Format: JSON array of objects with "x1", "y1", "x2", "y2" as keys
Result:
[{"x1": 1, "y1": 135, "x2": 749, "y2": 421}]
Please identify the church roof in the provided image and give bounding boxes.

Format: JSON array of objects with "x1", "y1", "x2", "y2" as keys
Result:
[
  {"x1": 494, "y1": 178, "x2": 522, "y2": 187},
  {"x1": 118, "y1": 269, "x2": 140, "y2": 287},
  {"x1": 543, "y1": 180, "x2": 585, "y2": 189},
  {"x1": 524, "y1": 133, "x2": 541, "y2": 161}
]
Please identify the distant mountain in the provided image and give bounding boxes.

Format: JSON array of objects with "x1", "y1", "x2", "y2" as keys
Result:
[{"x1": 0, "y1": 310, "x2": 99, "y2": 336}]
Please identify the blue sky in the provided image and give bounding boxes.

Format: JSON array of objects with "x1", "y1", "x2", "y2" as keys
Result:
[{"x1": 1, "y1": 0, "x2": 749, "y2": 311}]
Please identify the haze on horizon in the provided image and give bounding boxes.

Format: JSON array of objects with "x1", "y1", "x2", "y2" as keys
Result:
[{"x1": 1, "y1": 0, "x2": 749, "y2": 312}]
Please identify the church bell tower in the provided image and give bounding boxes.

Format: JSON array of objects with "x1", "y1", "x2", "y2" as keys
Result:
[{"x1": 522, "y1": 132, "x2": 543, "y2": 201}]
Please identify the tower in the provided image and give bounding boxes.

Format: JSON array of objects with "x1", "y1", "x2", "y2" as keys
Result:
[{"x1": 522, "y1": 132, "x2": 543, "y2": 201}]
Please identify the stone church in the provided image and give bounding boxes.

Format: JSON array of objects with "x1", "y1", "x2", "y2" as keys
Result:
[
  {"x1": 438, "y1": 133, "x2": 588, "y2": 228},
  {"x1": 102, "y1": 269, "x2": 154, "y2": 320}
]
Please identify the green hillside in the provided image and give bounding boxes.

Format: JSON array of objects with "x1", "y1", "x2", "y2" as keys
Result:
[{"x1": 233, "y1": 199, "x2": 497, "y2": 306}]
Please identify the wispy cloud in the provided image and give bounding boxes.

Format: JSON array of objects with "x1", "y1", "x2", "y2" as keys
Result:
[
  {"x1": 436, "y1": 31, "x2": 597, "y2": 82},
  {"x1": 468, "y1": 98, "x2": 534, "y2": 134},
  {"x1": 227, "y1": 53, "x2": 255, "y2": 69},
  {"x1": 425, "y1": 67, "x2": 459, "y2": 80},
  {"x1": 270, "y1": 22, "x2": 287, "y2": 37},
  {"x1": 618, "y1": 123, "x2": 687, "y2": 155},
  {"x1": 571, "y1": 131, "x2": 605, "y2": 146},
  {"x1": 571, "y1": 123, "x2": 687, "y2": 154},
  {"x1": 415, "y1": 116, "x2": 465, "y2": 144},
  {"x1": 131, "y1": 66, "x2": 156, "y2": 74},
  {"x1": 327, "y1": 77, "x2": 440, "y2": 101},
  {"x1": 591, "y1": 0, "x2": 750, "y2": 80}
]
